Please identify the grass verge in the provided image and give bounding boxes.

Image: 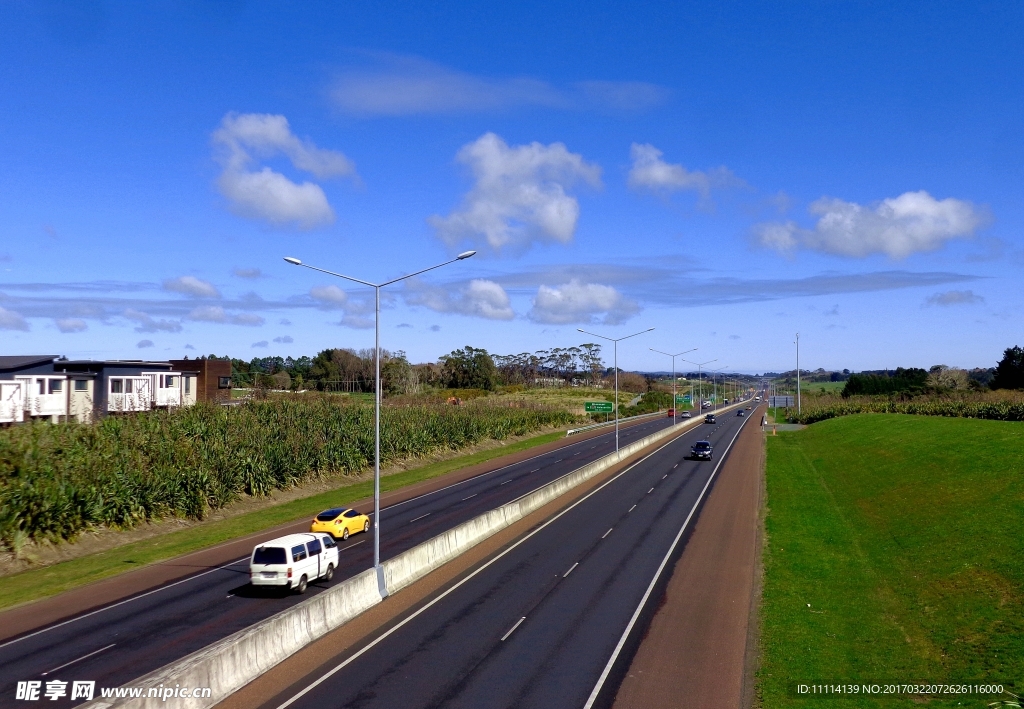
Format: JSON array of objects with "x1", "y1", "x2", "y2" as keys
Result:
[
  {"x1": 757, "y1": 414, "x2": 1023, "y2": 708},
  {"x1": 0, "y1": 429, "x2": 567, "y2": 613}
]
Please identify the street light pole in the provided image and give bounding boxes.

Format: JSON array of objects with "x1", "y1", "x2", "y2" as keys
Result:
[
  {"x1": 795, "y1": 332, "x2": 801, "y2": 416},
  {"x1": 284, "y1": 250, "x2": 476, "y2": 595},
  {"x1": 650, "y1": 347, "x2": 697, "y2": 426},
  {"x1": 709, "y1": 366, "x2": 727, "y2": 413},
  {"x1": 578, "y1": 327, "x2": 654, "y2": 451},
  {"x1": 683, "y1": 358, "x2": 716, "y2": 414}
]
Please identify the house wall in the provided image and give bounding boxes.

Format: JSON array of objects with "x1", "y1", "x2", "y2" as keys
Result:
[
  {"x1": 68, "y1": 378, "x2": 95, "y2": 423},
  {"x1": 169, "y1": 359, "x2": 231, "y2": 403}
]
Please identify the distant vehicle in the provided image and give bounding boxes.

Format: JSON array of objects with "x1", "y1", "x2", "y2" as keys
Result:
[
  {"x1": 667, "y1": 408, "x2": 674, "y2": 417},
  {"x1": 311, "y1": 507, "x2": 371, "y2": 540},
  {"x1": 680, "y1": 410, "x2": 692, "y2": 418},
  {"x1": 704, "y1": 414, "x2": 716, "y2": 424},
  {"x1": 737, "y1": 409, "x2": 745, "y2": 416},
  {"x1": 691, "y1": 440, "x2": 713, "y2": 460},
  {"x1": 250, "y1": 532, "x2": 338, "y2": 593},
  {"x1": 723, "y1": 398, "x2": 730, "y2": 404},
  {"x1": 702, "y1": 401, "x2": 712, "y2": 409},
  {"x1": 746, "y1": 406, "x2": 753, "y2": 410}
]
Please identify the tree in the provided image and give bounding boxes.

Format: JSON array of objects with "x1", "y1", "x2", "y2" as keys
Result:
[
  {"x1": 439, "y1": 346, "x2": 498, "y2": 390},
  {"x1": 991, "y1": 346, "x2": 1024, "y2": 390}
]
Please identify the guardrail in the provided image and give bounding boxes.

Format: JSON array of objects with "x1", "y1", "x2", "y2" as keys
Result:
[
  {"x1": 565, "y1": 409, "x2": 666, "y2": 436},
  {"x1": 88, "y1": 399, "x2": 746, "y2": 709}
]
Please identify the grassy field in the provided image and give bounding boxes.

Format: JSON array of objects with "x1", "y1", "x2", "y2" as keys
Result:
[
  {"x1": 758, "y1": 415, "x2": 1023, "y2": 708},
  {"x1": 0, "y1": 428, "x2": 567, "y2": 611}
]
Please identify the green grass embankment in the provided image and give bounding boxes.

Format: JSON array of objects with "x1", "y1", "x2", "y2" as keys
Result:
[
  {"x1": 758, "y1": 414, "x2": 1023, "y2": 708},
  {"x1": 0, "y1": 429, "x2": 565, "y2": 612}
]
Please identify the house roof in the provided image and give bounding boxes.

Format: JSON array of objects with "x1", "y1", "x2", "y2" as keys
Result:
[{"x1": 0, "y1": 355, "x2": 59, "y2": 371}]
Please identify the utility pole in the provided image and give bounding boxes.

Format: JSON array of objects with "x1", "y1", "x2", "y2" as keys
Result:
[{"x1": 796, "y1": 332, "x2": 801, "y2": 415}]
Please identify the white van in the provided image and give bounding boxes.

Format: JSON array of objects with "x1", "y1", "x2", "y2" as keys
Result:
[{"x1": 249, "y1": 532, "x2": 339, "y2": 594}]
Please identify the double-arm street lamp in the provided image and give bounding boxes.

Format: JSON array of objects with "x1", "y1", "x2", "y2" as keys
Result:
[
  {"x1": 649, "y1": 347, "x2": 696, "y2": 426},
  {"x1": 284, "y1": 250, "x2": 476, "y2": 594},
  {"x1": 709, "y1": 366, "x2": 728, "y2": 413},
  {"x1": 577, "y1": 327, "x2": 654, "y2": 452},
  {"x1": 683, "y1": 358, "x2": 716, "y2": 412}
]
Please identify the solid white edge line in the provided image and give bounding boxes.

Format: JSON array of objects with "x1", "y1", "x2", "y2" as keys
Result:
[
  {"x1": 501, "y1": 617, "x2": 527, "y2": 641},
  {"x1": 41, "y1": 642, "x2": 117, "y2": 676},
  {"x1": 273, "y1": 417, "x2": 702, "y2": 709},
  {"x1": 0, "y1": 556, "x2": 250, "y2": 651},
  {"x1": 582, "y1": 410, "x2": 756, "y2": 709}
]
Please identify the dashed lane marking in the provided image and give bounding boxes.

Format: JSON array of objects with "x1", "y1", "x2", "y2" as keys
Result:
[
  {"x1": 461, "y1": 494, "x2": 477, "y2": 501},
  {"x1": 563, "y1": 562, "x2": 579, "y2": 578},
  {"x1": 602, "y1": 528, "x2": 613, "y2": 539},
  {"x1": 41, "y1": 643, "x2": 116, "y2": 676},
  {"x1": 409, "y1": 513, "x2": 430, "y2": 523},
  {"x1": 501, "y1": 617, "x2": 527, "y2": 641}
]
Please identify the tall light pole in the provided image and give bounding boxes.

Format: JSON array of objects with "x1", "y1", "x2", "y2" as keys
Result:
[
  {"x1": 709, "y1": 366, "x2": 728, "y2": 413},
  {"x1": 650, "y1": 347, "x2": 697, "y2": 426},
  {"x1": 284, "y1": 250, "x2": 476, "y2": 595},
  {"x1": 795, "y1": 332, "x2": 801, "y2": 415},
  {"x1": 578, "y1": 327, "x2": 654, "y2": 451},
  {"x1": 683, "y1": 358, "x2": 716, "y2": 413}
]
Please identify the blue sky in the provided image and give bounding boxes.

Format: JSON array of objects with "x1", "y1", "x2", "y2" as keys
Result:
[{"x1": 1, "y1": 1, "x2": 1022, "y2": 374}]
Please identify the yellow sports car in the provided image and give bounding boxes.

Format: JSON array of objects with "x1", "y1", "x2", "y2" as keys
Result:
[{"x1": 310, "y1": 507, "x2": 371, "y2": 540}]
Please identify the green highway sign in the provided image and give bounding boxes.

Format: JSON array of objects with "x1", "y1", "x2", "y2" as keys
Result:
[
  {"x1": 675, "y1": 394, "x2": 691, "y2": 404},
  {"x1": 585, "y1": 401, "x2": 614, "y2": 413}
]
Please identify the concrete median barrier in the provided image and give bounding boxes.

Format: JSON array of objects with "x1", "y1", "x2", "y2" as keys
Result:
[{"x1": 88, "y1": 402, "x2": 744, "y2": 708}]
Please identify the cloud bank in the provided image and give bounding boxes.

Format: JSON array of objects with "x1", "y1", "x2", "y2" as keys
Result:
[
  {"x1": 628, "y1": 143, "x2": 742, "y2": 199},
  {"x1": 163, "y1": 276, "x2": 220, "y2": 299},
  {"x1": 212, "y1": 113, "x2": 357, "y2": 229},
  {"x1": 755, "y1": 191, "x2": 985, "y2": 258},
  {"x1": 924, "y1": 289, "x2": 985, "y2": 307},
  {"x1": 430, "y1": 133, "x2": 601, "y2": 253},
  {"x1": 330, "y1": 55, "x2": 668, "y2": 116},
  {"x1": 528, "y1": 279, "x2": 640, "y2": 325},
  {"x1": 405, "y1": 278, "x2": 515, "y2": 320}
]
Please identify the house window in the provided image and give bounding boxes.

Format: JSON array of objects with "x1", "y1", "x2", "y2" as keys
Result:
[
  {"x1": 125, "y1": 379, "x2": 133, "y2": 394},
  {"x1": 75, "y1": 380, "x2": 88, "y2": 392},
  {"x1": 184, "y1": 377, "x2": 191, "y2": 394},
  {"x1": 111, "y1": 379, "x2": 123, "y2": 394},
  {"x1": 218, "y1": 376, "x2": 231, "y2": 389},
  {"x1": 165, "y1": 376, "x2": 176, "y2": 388},
  {"x1": 37, "y1": 379, "x2": 45, "y2": 395},
  {"x1": 49, "y1": 379, "x2": 62, "y2": 394}
]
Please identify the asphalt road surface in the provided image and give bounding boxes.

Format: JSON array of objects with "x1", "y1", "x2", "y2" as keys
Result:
[
  {"x1": 256, "y1": 407, "x2": 755, "y2": 709},
  {"x1": 0, "y1": 412, "x2": 693, "y2": 706}
]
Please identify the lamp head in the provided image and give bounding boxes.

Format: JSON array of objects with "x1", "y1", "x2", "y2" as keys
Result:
[
  {"x1": 457, "y1": 250, "x2": 477, "y2": 260},
  {"x1": 283, "y1": 257, "x2": 302, "y2": 266}
]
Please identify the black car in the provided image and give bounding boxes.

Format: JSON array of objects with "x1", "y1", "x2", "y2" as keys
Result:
[
  {"x1": 737, "y1": 409, "x2": 745, "y2": 416},
  {"x1": 691, "y1": 440, "x2": 713, "y2": 460},
  {"x1": 704, "y1": 414, "x2": 716, "y2": 423}
]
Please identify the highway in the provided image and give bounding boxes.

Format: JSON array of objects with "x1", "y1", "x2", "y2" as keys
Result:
[
  {"x1": 256, "y1": 405, "x2": 756, "y2": 709},
  {"x1": 0, "y1": 412, "x2": 688, "y2": 706}
]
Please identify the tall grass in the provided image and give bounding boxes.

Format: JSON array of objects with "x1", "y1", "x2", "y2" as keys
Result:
[
  {"x1": 0, "y1": 397, "x2": 576, "y2": 546},
  {"x1": 790, "y1": 390, "x2": 1024, "y2": 424}
]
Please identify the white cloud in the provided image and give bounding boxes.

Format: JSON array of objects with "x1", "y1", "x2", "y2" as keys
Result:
[
  {"x1": 252, "y1": 340, "x2": 269, "y2": 348},
  {"x1": 527, "y1": 279, "x2": 640, "y2": 325},
  {"x1": 55, "y1": 318, "x2": 87, "y2": 333},
  {"x1": 233, "y1": 267, "x2": 264, "y2": 279},
  {"x1": 125, "y1": 309, "x2": 182, "y2": 333},
  {"x1": 309, "y1": 285, "x2": 376, "y2": 329},
  {"x1": 430, "y1": 133, "x2": 601, "y2": 252},
  {"x1": 0, "y1": 306, "x2": 29, "y2": 331},
  {"x1": 405, "y1": 278, "x2": 515, "y2": 320},
  {"x1": 212, "y1": 112, "x2": 357, "y2": 229},
  {"x1": 924, "y1": 290, "x2": 985, "y2": 307},
  {"x1": 163, "y1": 275, "x2": 220, "y2": 299},
  {"x1": 187, "y1": 305, "x2": 265, "y2": 326},
  {"x1": 137, "y1": 339, "x2": 154, "y2": 349},
  {"x1": 755, "y1": 191, "x2": 986, "y2": 258},
  {"x1": 628, "y1": 143, "x2": 742, "y2": 199},
  {"x1": 309, "y1": 285, "x2": 349, "y2": 307},
  {"x1": 329, "y1": 54, "x2": 667, "y2": 116},
  {"x1": 273, "y1": 335, "x2": 293, "y2": 343}
]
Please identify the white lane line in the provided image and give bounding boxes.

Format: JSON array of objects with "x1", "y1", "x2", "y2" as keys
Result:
[
  {"x1": 584, "y1": 409, "x2": 755, "y2": 709},
  {"x1": 41, "y1": 643, "x2": 116, "y2": 675},
  {"x1": 461, "y1": 494, "x2": 478, "y2": 501},
  {"x1": 530, "y1": 469, "x2": 540, "y2": 473},
  {"x1": 648, "y1": 487, "x2": 654, "y2": 494},
  {"x1": 274, "y1": 419, "x2": 698, "y2": 709},
  {"x1": 501, "y1": 617, "x2": 527, "y2": 641},
  {"x1": 673, "y1": 464, "x2": 678, "y2": 469},
  {"x1": 601, "y1": 528, "x2": 613, "y2": 539},
  {"x1": 500, "y1": 480, "x2": 512, "y2": 485},
  {"x1": 562, "y1": 562, "x2": 579, "y2": 578},
  {"x1": 0, "y1": 557, "x2": 249, "y2": 651},
  {"x1": 662, "y1": 474, "x2": 667, "y2": 479},
  {"x1": 628, "y1": 504, "x2": 636, "y2": 512},
  {"x1": 341, "y1": 539, "x2": 366, "y2": 551},
  {"x1": 409, "y1": 513, "x2": 430, "y2": 523}
]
